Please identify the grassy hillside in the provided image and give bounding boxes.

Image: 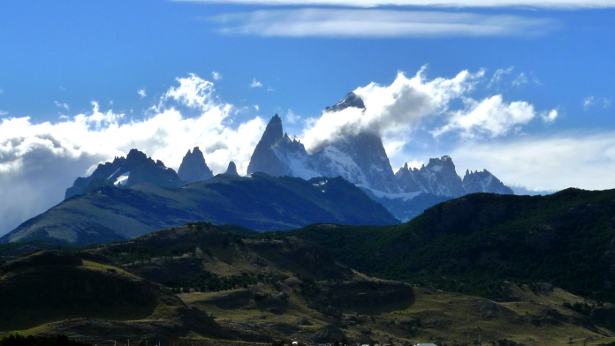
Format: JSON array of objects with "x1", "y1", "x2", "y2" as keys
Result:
[{"x1": 0, "y1": 223, "x2": 614, "y2": 344}]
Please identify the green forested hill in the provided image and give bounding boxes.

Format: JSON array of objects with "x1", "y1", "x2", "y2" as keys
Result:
[{"x1": 293, "y1": 188, "x2": 615, "y2": 302}]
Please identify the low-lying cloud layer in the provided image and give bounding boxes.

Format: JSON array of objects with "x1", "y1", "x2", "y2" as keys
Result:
[
  {"x1": 0, "y1": 74, "x2": 265, "y2": 234},
  {"x1": 452, "y1": 132, "x2": 615, "y2": 191},
  {"x1": 181, "y1": 0, "x2": 615, "y2": 9}
]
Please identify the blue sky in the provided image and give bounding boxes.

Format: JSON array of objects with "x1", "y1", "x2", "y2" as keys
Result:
[
  {"x1": 1, "y1": 1, "x2": 613, "y2": 125},
  {"x1": 1, "y1": 0, "x2": 615, "y2": 234}
]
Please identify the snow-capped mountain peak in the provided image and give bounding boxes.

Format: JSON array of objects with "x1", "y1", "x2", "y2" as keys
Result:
[
  {"x1": 65, "y1": 149, "x2": 182, "y2": 199},
  {"x1": 325, "y1": 92, "x2": 366, "y2": 112}
]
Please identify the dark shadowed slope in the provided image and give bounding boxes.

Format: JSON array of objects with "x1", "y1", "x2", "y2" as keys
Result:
[
  {"x1": 2, "y1": 174, "x2": 397, "y2": 245},
  {"x1": 293, "y1": 188, "x2": 615, "y2": 302}
]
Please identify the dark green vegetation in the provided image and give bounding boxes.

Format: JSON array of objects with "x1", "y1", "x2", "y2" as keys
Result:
[
  {"x1": 6, "y1": 189, "x2": 615, "y2": 344},
  {"x1": 0, "y1": 335, "x2": 89, "y2": 346},
  {"x1": 1, "y1": 174, "x2": 397, "y2": 245},
  {"x1": 0, "y1": 251, "x2": 157, "y2": 330},
  {"x1": 292, "y1": 188, "x2": 615, "y2": 303},
  {"x1": 0, "y1": 224, "x2": 416, "y2": 344}
]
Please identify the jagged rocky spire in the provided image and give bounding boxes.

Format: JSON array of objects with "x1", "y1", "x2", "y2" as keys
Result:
[
  {"x1": 225, "y1": 161, "x2": 239, "y2": 176},
  {"x1": 462, "y1": 169, "x2": 514, "y2": 194},
  {"x1": 178, "y1": 147, "x2": 213, "y2": 183},
  {"x1": 65, "y1": 148, "x2": 181, "y2": 199},
  {"x1": 247, "y1": 114, "x2": 293, "y2": 177},
  {"x1": 325, "y1": 92, "x2": 366, "y2": 112}
]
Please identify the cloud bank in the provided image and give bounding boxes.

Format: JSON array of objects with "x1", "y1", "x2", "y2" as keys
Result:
[
  {"x1": 182, "y1": 0, "x2": 615, "y2": 9},
  {"x1": 301, "y1": 67, "x2": 557, "y2": 153},
  {"x1": 212, "y1": 9, "x2": 555, "y2": 38},
  {"x1": 452, "y1": 132, "x2": 615, "y2": 191},
  {"x1": 0, "y1": 74, "x2": 265, "y2": 234}
]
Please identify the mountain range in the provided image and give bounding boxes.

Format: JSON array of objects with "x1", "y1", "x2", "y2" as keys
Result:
[
  {"x1": 246, "y1": 92, "x2": 512, "y2": 220},
  {"x1": 2, "y1": 92, "x2": 513, "y2": 245},
  {"x1": 1, "y1": 170, "x2": 395, "y2": 245}
]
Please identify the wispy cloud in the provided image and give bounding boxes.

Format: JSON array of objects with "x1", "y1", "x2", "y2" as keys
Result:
[
  {"x1": 211, "y1": 71, "x2": 223, "y2": 81},
  {"x1": 250, "y1": 78, "x2": 264, "y2": 88},
  {"x1": 211, "y1": 9, "x2": 555, "y2": 38},
  {"x1": 583, "y1": 95, "x2": 612, "y2": 110},
  {"x1": 137, "y1": 88, "x2": 147, "y2": 99},
  {"x1": 54, "y1": 101, "x2": 70, "y2": 111},
  {"x1": 181, "y1": 0, "x2": 615, "y2": 9}
]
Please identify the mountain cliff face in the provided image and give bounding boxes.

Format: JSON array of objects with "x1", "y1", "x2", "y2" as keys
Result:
[
  {"x1": 246, "y1": 114, "x2": 298, "y2": 177},
  {"x1": 248, "y1": 115, "x2": 398, "y2": 193},
  {"x1": 313, "y1": 131, "x2": 398, "y2": 193},
  {"x1": 324, "y1": 91, "x2": 365, "y2": 112},
  {"x1": 395, "y1": 156, "x2": 465, "y2": 197},
  {"x1": 65, "y1": 149, "x2": 182, "y2": 199},
  {"x1": 247, "y1": 97, "x2": 513, "y2": 221},
  {"x1": 178, "y1": 147, "x2": 213, "y2": 183},
  {"x1": 463, "y1": 169, "x2": 514, "y2": 194}
]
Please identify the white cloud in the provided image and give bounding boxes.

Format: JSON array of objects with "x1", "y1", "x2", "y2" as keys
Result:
[
  {"x1": 584, "y1": 95, "x2": 612, "y2": 110},
  {"x1": 512, "y1": 72, "x2": 529, "y2": 87},
  {"x1": 212, "y1": 71, "x2": 223, "y2": 81},
  {"x1": 212, "y1": 9, "x2": 555, "y2": 38},
  {"x1": 0, "y1": 74, "x2": 266, "y2": 235},
  {"x1": 302, "y1": 67, "x2": 485, "y2": 151},
  {"x1": 542, "y1": 109, "x2": 558, "y2": 123},
  {"x1": 286, "y1": 109, "x2": 301, "y2": 124},
  {"x1": 487, "y1": 66, "x2": 514, "y2": 89},
  {"x1": 434, "y1": 95, "x2": 541, "y2": 138},
  {"x1": 179, "y1": 0, "x2": 615, "y2": 9},
  {"x1": 162, "y1": 73, "x2": 216, "y2": 110},
  {"x1": 452, "y1": 132, "x2": 615, "y2": 191},
  {"x1": 137, "y1": 88, "x2": 147, "y2": 98},
  {"x1": 250, "y1": 78, "x2": 264, "y2": 88},
  {"x1": 54, "y1": 100, "x2": 70, "y2": 111},
  {"x1": 583, "y1": 96, "x2": 595, "y2": 110}
]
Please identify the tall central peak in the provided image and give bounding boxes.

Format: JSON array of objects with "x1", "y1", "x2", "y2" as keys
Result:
[
  {"x1": 261, "y1": 114, "x2": 284, "y2": 147},
  {"x1": 247, "y1": 114, "x2": 296, "y2": 177},
  {"x1": 325, "y1": 92, "x2": 366, "y2": 112}
]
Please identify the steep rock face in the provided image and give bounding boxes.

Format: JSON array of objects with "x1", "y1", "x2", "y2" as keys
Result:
[
  {"x1": 395, "y1": 156, "x2": 465, "y2": 197},
  {"x1": 178, "y1": 147, "x2": 213, "y2": 183},
  {"x1": 248, "y1": 114, "x2": 319, "y2": 179},
  {"x1": 463, "y1": 169, "x2": 514, "y2": 195},
  {"x1": 248, "y1": 115, "x2": 398, "y2": 192},
  {"x1": 247, "y1": 115, "x2": 297, "y2": 177},
  {"x1": 246, "y1": 108, "x2": 514, "y2": 223},
  {"x1": 325, "y1": 92, "x2": 366, "y2": 112},
  {"x1": 313, "y1": 131, "x2": 398, "y2": 192},
  {"x1": 65, "y1": 149, "x2": 181, "y2": 199}
]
